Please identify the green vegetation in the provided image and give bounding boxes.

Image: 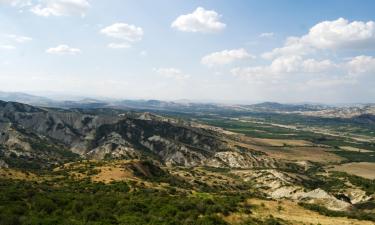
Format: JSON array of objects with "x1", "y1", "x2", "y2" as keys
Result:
[
  {"x1": 333, "y1": 151, "x2": 375, "y2": 162},
  {"x1": 240, "y1": 216, "x2": 289, "y2": 225},
  {"x1": 177, "y1": 113, "x2": 375, "y2": 163},
  {"x1": 299, "y1": 203, "x2": 375, "y2": 222},
  {"x1": 0, "y1": 178, "x2": 247, "y2": 225},
  {"x1": 1, "y1": 104, "x2": 375, "y2": 224},
  {"x1": 0, "y1": 138, "x2": 79, "y2": 171},
  {"x1": 330, "y1": 171, "x2": 375, "y2": 195}
]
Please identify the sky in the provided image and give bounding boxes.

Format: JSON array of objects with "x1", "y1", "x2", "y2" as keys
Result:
[{"x1": 0, "y1": 0, "x2": 375, "y2": 103}]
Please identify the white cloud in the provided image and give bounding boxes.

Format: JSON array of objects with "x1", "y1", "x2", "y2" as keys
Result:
[
  {"x1": 108, "y1": 43, "x2": 131, "y2": 49},
  {"x1": 261, "y1": 36, "x2": 314, "y2": 59},
  {"x1": 0, "y1": 44, "x2": 16, "y2": 50},
  {"x1": 201, "y1": 48, "x2": 254, "y2": 66},
  {"x1": 100, "y1": 23, "x2": 143, "y2": 43},
  {"x1": 302, "y1": 59, "x2": 337, "y2": 73},
  {"x1": 262, "y1": 18, "x2": 375, "y2": 59},
  {"x1": 270, "y1": 55, "x2": 303, "y2": 73},
  {"x1": 5, "y1": 34, "x2": 32, "y2": 43},
  {"x1": 0, "y1": 34, "x2": 31, "y2": 51},
  {"x1": 171, "y1": 7, "x2": 226, "y2": 33},
  {"x1": 305, "y1": 18, "x2": 375, "y2": 49},
  {"x1": 231, "y1": 66, "x2": 270, "y2": 84},
  {"x1": 153, "y1": 67, "x2": 190, "y2": 80},
  {"x1": 231, "y1": 54, "x2": 375, "y2": 89},
  {"x1": 0, "y1": 0, "x2": 32, "y2": 7},
  {"x1": 259, "y1": 32, "x2": 274, "y2": 38},
  {"x1": 231, "y1": 55, "x2": 339, "y2": 84},
  {"x1": 46, "y1": 45, "x2": 81, "y2": 55},
  {"x1": 268, "y1": 56, "x2": 336, "y2": 74},
  {"x1": 347, "y1": 55, "x2": 375, "y2": 76},
  {"x1": 30, "y1": 0, "x2": 90, "y2": 17}
]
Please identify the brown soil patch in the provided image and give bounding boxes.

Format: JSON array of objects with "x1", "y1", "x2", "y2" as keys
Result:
[
  {"x1": 249, "y1": 137, "x2": 313, "y2": 147},
  {"x1": 329, "y1": 162, "x2": 375, "y2": 179},
  {"x1": 92, "y1": 166, "x2": 134, "y2": 183},
  {"x1": 246, "y1": 198, "x2": 373, "y2": 225},
  {"x1": 261, "y1": 147, "x2": 344, "y2": 163},
  {"x1": 0, "y1": 168, "x2": 38, "y2": 180},
  {"x1": 340, "y1": 146, "x2": 373, "y2": 153}
]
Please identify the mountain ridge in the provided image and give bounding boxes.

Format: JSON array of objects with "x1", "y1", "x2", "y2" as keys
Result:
[{"x1": 0, "y1": 100, "x2": 280, "y2": 170}]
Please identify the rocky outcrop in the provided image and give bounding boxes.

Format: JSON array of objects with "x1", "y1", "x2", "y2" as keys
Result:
[
  {"x1": 234, "y1": 169, "x2": 353, "y2": 211},
  {"x1": 0, "y1": 100, "x2": 279, "y2": 169},
  {"x1": 89, "y1": 117, "x2": 265, "y2": 167},
  {"x1": 0, "y1": 159, "x2": 8, "y2": 168},
  {"x1": 86, "y1": 132, "x2": 140, "y2": 160},
  {"x1": 205, "y1": 151, "x2": 278, "y2": 168}
]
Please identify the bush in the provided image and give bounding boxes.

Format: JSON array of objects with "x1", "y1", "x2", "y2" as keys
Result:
[{"x1": 0, "y1": 178, "x2": 247, "y2": 225}]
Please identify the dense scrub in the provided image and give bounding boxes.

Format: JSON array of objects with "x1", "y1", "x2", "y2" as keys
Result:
[
  {"x1": 330, "y1": 172, "x2": 375, "y2": 195},
  {"x1": 299, "y1": 203, "x2": 375, "y2": 222},
  {"x1": 0, "y1": 178, "x2": 249, "y2": 225}
]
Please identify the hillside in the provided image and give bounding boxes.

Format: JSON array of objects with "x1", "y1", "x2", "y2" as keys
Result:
[
  {"x1": 0, "y1": 100, "x2": 277, "y2": 169},
  {"x1": 0, "y1": 100, "x2": 374, "y2": 224}
]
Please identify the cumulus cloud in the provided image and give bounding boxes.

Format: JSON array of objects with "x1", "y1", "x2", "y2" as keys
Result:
[
  {"x1": 201, "y1": 48, "x2": 254, "y2": 66},
  {"x1": 262, "y1": 18, "x2": 375, "y2": 59},
  {"x1": 347, "y1": 55, "x2": 375, "y2": 76},
  {"x1": 171, "y1": 7, "x2": 226, "y2": 33},
  {"x1": 232, "y1": 54, "x2": 375, "y2": 88},
  {"x1": 270, "y1": 55, "x2": 303, "y2": 73},
  {"x1": 100, "y1": 22, "x2": 143, "y2": 48},
  {"x1": 153, "y1": 67, "x2": 190, "y2": 80},
  {"x1": 270, "y1": 56, "x2": 336, "y2": 74},
  {"x1": 305, "y1": 18, "x2": 375, "y2": 49},
  {"x1": 30, "y1": 0, "x2": 90, "y2": 17},
  {"x1": 261, "y1": 36, "x2": 314, "y2": 59},
  {"x1": 231, "y1": 55, "x2": 340, "y2": 84},
  {"x1": 46, "y1": 44, "x2": 81, "y2": 55},
  {"x1": 302, "y1": 59, "x2": 337, "y2": 73}
]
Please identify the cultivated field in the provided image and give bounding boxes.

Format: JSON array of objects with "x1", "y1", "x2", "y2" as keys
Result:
[{"x1": 329, "y1": 162, "x2": 375, "y2": 179}]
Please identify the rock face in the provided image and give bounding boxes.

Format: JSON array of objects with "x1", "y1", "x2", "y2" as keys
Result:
[
  {"x1": 0, "y1": 159, "x2": 8, "y2": 168},
  {"x1": 0, "y1": 100, "x2": 276, "y2": 169},
  {"x1": 234, "y1": 169, "x2": 354, "y2": 211},
  {"x1": 89, "y1": 116, "x2": 277, "y2": 168}
]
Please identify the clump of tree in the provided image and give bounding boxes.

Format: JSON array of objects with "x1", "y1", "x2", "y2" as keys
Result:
[
  {"x1": 0, "y1": 177, "x2": 249, "y2": 225},
  {"x1": 299, "y1": 202, "x2": 375, "y2": 222}
]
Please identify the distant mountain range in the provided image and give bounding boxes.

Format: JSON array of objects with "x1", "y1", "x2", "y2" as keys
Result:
[
  {"x1": 0, "y1": 91, "x2": 374, "y2": 119},
  {"x1": 0, "y1": 91, "x2": 53, "y2": 105}
]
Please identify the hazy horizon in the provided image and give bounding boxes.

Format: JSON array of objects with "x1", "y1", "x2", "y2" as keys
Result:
[
  {"x1": 1, "y1": 0, "x2": 375, "y2": 103},
  {"x1": 2, "y1": 89, "x2": 375, "y2": 106}
]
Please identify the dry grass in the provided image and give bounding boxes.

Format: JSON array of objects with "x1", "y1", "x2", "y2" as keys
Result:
[
  {"x1": 261, "y1": 146, "x2": 344, "y2": 163},
  {"x1": 329, "y1": 162, "x2": 375, "y2": 179},
  {"x1": 340, "y1": 146, "x2": 373, "y2": 153},
  {"x1": 91, "y1": 166, "x2": 134, "y2": 183},
  {"x1": 250, "y1": 138, "x2": 313, "y2": 147},
  {"x1": 0, "y1": 168, "x2": 38, "y2": 181},
  {"x1": 243, "y1": 198, "x2": 374, "y2": 225}
]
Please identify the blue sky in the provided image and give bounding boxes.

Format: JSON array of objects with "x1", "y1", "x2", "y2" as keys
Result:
[{"x1": 0, "y1": 0, "x2": 375, "y2": 103}]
